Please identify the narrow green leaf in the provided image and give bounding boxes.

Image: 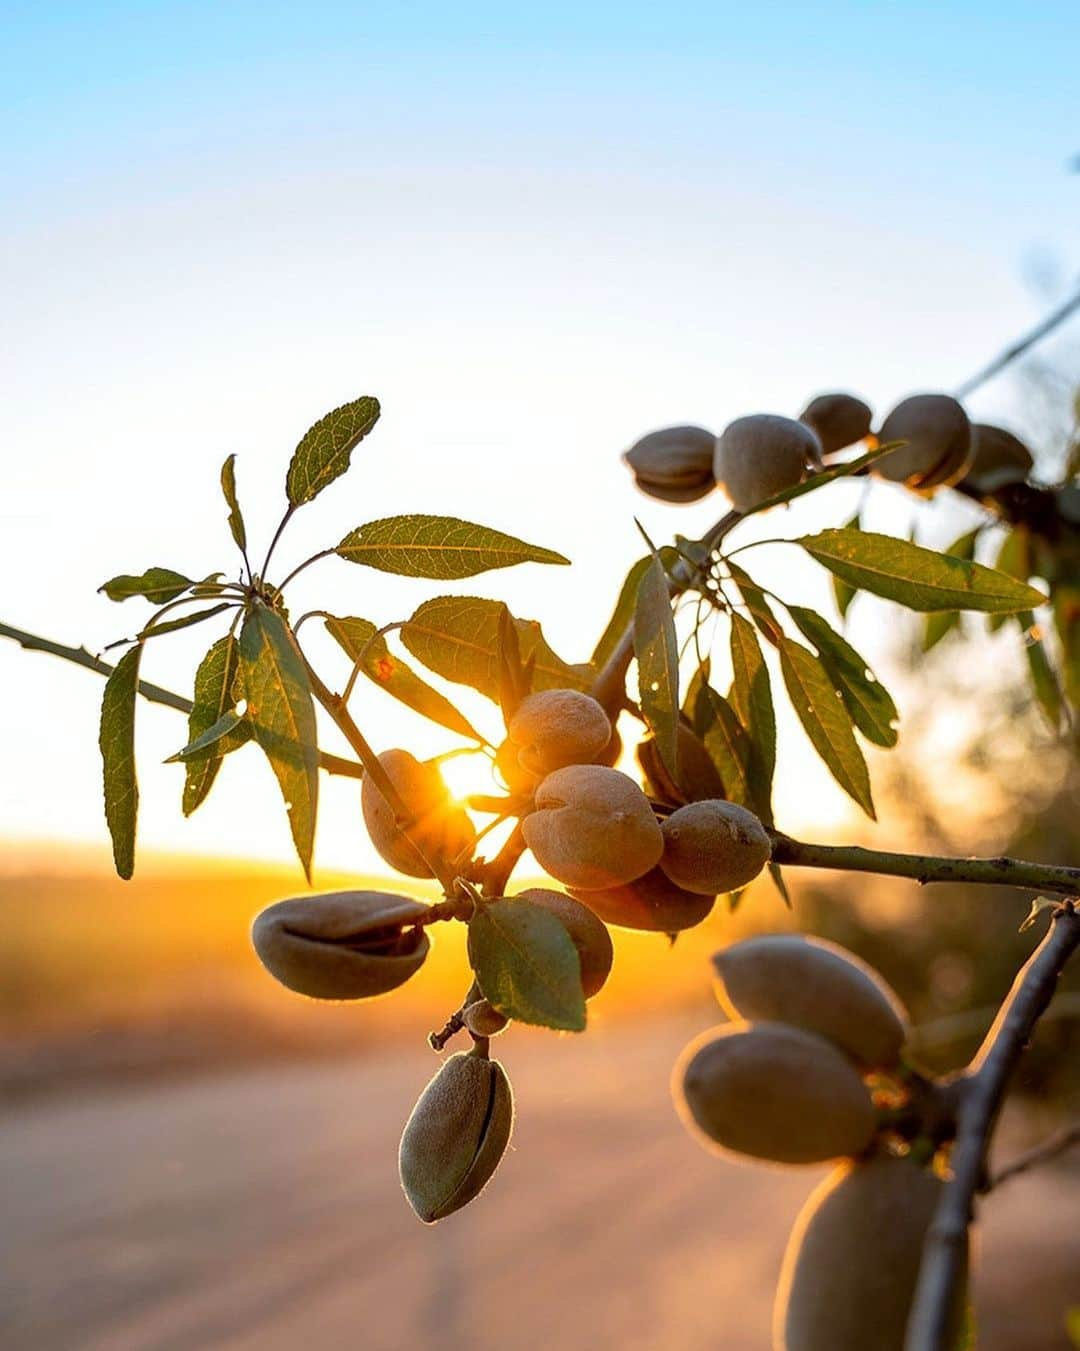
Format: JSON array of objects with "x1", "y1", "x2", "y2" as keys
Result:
[
  {"x1": 923, "y1": 529, "x2": 980, "y2": 649},
  {"x1": 220, "y1": 454, "x2": 247, "y2": 553},
  {"x1": 325, "y1": 615, "x2": 482, "y2": 741},
  {"x1": 683, "y1": 657, "x2": 711, "y2": 724},
  {"x1": 336, "y1": 514, "x2": 570, "y2": 579},
  {"x1": 726, "y1": 562, "x2": 784, "y2": 645},
  {"x1": 778, "y1": 637, "x2": 875, "y2": 818},
  {"x1": 99, "y1": 644, "x2": 142, "y2": 880},
  {"x1": 139, "y1": 602, "x2": 234, "y2": 640},
  {"x1": 591, "y1": 549, "x2": 677, "y2": 670},
  {"x1": 468, "y1": 897, "x2": 586, "y2": 1031},
  {"x1": 285, "y1": 395, "x2": 380, "y2": 507},
  {"x1": 182, "y1": 633, "x2": 250, "y2": 816},
  {"x1": 99, "y1": 568, "x2": 192, "y2": 603},
  {"x1": 634, "y1": 553, "x2": 680, "y2": 779},
  {"x1": 167, "y1": 709, "x2": 246, "y2": 764},
  {"x1": 787, "y1": 606, "x2": 899, "y2": 749},
  {"x1": 699, "y1": 685, "x2": 753, "y2": 807},
  {"x1": 833, "y1": 512, "x2": 861, "y2": 618},
  {"x1": 239, "y1": 606, "x2": 319, "y2": 879},
  {"x1": 728, "y1": 612, "x2": 776, "y2": 821},
  {"x1": 988, "y1": 527, "x2": 1033, "y2": 632},
  {"x1": 799, "y1": 528, "x2": 1047, "y2": 614},
  {"x1": 1017, "y1": 612, "x2": 1064, "y2": 731},
  {"x1": 401, "y1": 596, "x2": 588, "y2": 702}
]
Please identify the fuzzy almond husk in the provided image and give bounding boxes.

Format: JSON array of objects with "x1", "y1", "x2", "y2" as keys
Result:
[{"x1": 399, "y1": 1052, "x2": 514, "y2": 1223}]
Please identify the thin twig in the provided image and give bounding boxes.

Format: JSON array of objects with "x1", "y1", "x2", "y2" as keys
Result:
[
  {"x1": 0, "y1": 619, "x2": 366, "y2": 781},
  {"x1": 954, "y1": 282, "x2": 1080, "y2": 399},
  {"x1": 768, "y1": 830, "x2": 1080, "y2": 899},
  {"x1": 986, "y1": 1122, "x2": 1080, "y2": 1190},
  {"x1": 904, "y1": 902, "x2": 1080, "y2": 1351}
]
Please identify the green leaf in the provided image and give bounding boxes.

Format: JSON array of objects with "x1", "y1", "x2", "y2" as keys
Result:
[
  {"x1": 167, "y1": 709, "x2": 246, "y2": 764},
  {"x1": 324, "y1": 615, "x2": 482, "y2": 741},
  {"x1": 833, "y1": 513, "x2": 861, "y2": 619},
  {"x1": 468, "y1": 897, "x2": 586, "y2": 1032},
  {"x1": 99, "y1": 644, "x2": 142, "y2": 880},
  {"x1": 220, "y1": 454, "x2": 247, "y2": 553},
  {"x1": 778, "y1": 636, "x2": 875, "y2": 818},
  {"x1": 239, "y1": 606, "x2": 319, "y2": 879},
  {"x1": 1017, "y1": 612, "x2": 1064, "y2": 731},
  {"x1": 285, "y1": 395, "x2": 381, "y2": 507},
  {"x1": 401, "y1": 596, "x2": 588, "y2": 702},
  {"x1": 182, "y1": 633, "x2": 250, "y2": 816},
  {"x1": 737, "y1": 441, "x2": 901, "y2": 517},
  {"x1": 728, "y1": 612, "x2": 776, "y2": 821},
  {"x1": 591, "y1": 549, "x2": 678, "y2": 670},
  {"x1": 787, "y1": 606, "x2": 899, "y2": 748},
  {"x1": 335, "y1": 514, "x2": 570, "y2": 579},
  {"x1": 99, "y1": 568, "x2": 192, "y2": 603},
  {"x1": 699, "y1": 685, "x2": 753, "y2": 807},
  {"x1": 988, "y1": 527, "x2": 1033, "y2": 632},
  {"x1": 798, "y1": 528, "x2": 1047, "y2": 614},
  {"x1": 139, "y1": 602, "x2": 234, "y2": 640},
  {"x1": 726, "y1": 562, "x2": 784, "y2": 644},
  {"x1": 634, "y1": 553, "x2": 680, "y2": 779},
  {"x1": 1065, "y1": 1305, "x2": 1080, "y2": 1349}
]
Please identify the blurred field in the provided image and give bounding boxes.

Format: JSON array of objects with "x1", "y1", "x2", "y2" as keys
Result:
[
  {"x1": 2, "y1": 1016, "x2": 1078, "y2": 1351},
  {"x1": 2, "y1": 859, "x2": 1078, "y2": 1349},
  {"x1": 0, "y1": 860, "x2": 782, "y2": 1099}
]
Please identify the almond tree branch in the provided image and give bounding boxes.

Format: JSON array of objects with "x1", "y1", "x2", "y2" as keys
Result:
[
  {"x1": 768, "y1": 831, "x2": 1080, "y2": 899},
  {"x1": 904, "y1": 902, "x2": 1080, "y2": 1351},
  {"x1": 0, "y1": 619, "x2": 366, "y2": 782}
]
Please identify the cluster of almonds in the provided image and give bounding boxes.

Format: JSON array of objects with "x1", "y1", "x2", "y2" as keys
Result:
[
  {"x1": 674, "y1": 934, "x2": 965, "y2": 1351},
  {"x1": 624, "y1": 390, "x2": 1035, "y2": 511},
  {"x1": 251, "y1": 685, "x2": 779, "y2": 1222}
]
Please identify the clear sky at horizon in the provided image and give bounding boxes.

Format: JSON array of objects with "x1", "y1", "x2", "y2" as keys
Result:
[{"x1": 1, "y1": 2, "x2": 1077, "y2": 877}]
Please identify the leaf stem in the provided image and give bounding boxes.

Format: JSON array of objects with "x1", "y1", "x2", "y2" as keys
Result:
[
  {"x1": 904, "y1": 902, "x2": 1080, "y2": 1351},
  {"x1": 261, "y1": 505, "x2": 296, "y2": 579},
  {"x1": 277, "y1": 548, "x2": 336, "y2": 592},
  {"x1": 768, "y1": 831, "x2": 1080, "y2": 898}
]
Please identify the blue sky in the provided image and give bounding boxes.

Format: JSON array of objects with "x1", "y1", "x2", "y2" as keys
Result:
[{"x1": 1, "y1": 1, "x2": 1077, "y2": 872}]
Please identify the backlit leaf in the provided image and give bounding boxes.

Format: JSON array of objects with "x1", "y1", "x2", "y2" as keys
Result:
[
  {"x1": 99, "y1": 644, "x2": 142, "y2": 879},
  {"x1": 778, "y1": 637, "x2": 875, "y2": 818},
  {"x1": 182, "y1": 633, "x2": 250, "y2": 815},
  {"x1": 285, "y1": 395, "x2": 380, "y2": 507},
  {"x1": 787, "y1": 606, "x2": 899, "y2": 748},
  {"x1": 468, "y1": 897, "x2": 586, "y2": 1031},
  {"x1": 99, "y1": 568, "x2": 192, "y2": 604},
  {"x1": 799, "y1": 528, "x2": 1046, "y2": 613},
  {"x1": 336, "y1": 514, "x2": 569, "y2": 579},
  {"x1": 728, "y1": 612, "x2": 776, "y2": 821},
  {"x1": 325, "y1": 615, "x2": 482, "y2": 741},
  {"x1": 699, "y1": 685, "x2": 753, "y2": 807},
  {"x1": 1017, "y1": 612, "x2": 1064, "y2": 731},
  {"x1": 727, "y1": 562, "x2": 784, "y2": 644},
  {"x1": 634, "y1": 553, "x2": 680, "y2": 779},
  {"x1": 402, "y1": 596, "x2": 587, "y2": 702},
  {"x1": 239, "y1": 606, "x2": 319, "y2": 879},
  {"x1": 220, "y1": 454, "x2": 247, "y2": 553},
  {"x1": 591, "y1": 548, "x2": 678, "y2": 670},
  {"x1": 167, "y1": 709, "x2": 246, "y2": 763}
]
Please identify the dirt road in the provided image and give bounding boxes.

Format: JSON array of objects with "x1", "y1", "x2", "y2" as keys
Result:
[{"x1": 2, "y1": 1016, "x2": 1076, "y2": 1350}]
